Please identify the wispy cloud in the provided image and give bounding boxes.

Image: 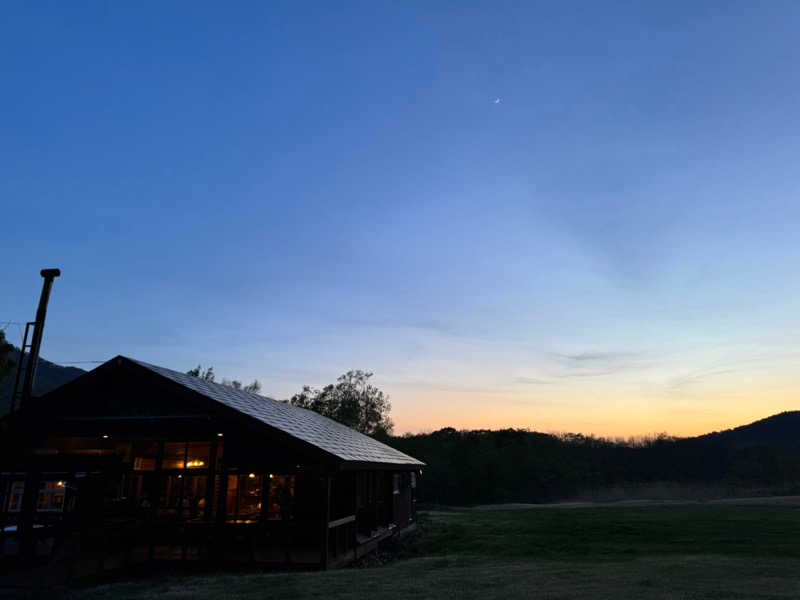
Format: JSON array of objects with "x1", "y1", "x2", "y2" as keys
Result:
[
  {"x1": 556, "y1": 351, "x2": 641, "y2": 363},
  {"x1": 533, "y1": 192, "x2": 687, "y2": 290},
  {"x1": 548, "y1": 350, "x2": 650, "y2": 379},
  {"x1": 336, "y1": 315, "x2": 487, "y2": 339},
  {"x1": 514, "y1": 376, "x2": 553, "y2": 385},
  {"x1": 552, "y1": 369, "x2": 622, "y2": 379},
  {"x1": 666, "y1": 368, "x2": 740, "y2": 393},
  {"x1": 664, "y1": 346, "x2": 800, "y2": 394}
]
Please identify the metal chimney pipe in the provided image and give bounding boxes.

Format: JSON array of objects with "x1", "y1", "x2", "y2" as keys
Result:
[{"x1": 20, "y1": 268, "x2": 60, "y2": 407}]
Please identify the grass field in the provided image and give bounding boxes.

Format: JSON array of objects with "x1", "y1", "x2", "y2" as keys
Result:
[{"x1": 60, "y1": 504, "x2": 800, "y2": 599}]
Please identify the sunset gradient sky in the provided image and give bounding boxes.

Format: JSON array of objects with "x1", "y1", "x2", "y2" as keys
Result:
[{"x1": 3, "y1": 2, "x2": 800, "y2": 436}]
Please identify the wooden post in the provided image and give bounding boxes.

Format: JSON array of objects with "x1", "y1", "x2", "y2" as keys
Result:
[
  {"x1": 206, "y1": 439, "x2": 218, "y2": 522},
  {"x1": 149, "y1": 440, "x2": 164, "y2": 563},
  {"x1": 320, "y1": 475, "x2": 331, "y2": 570},
  {"x1": 373, "y1": 471, "x2": 379, "y2": 531},
  {"x1": 216, "y1": 468, "x2": 228, "y2": 525},
  {"x1": 353, "y1": 473, "x2": 358, "y2": 555},
  {"x1": 214, "y1": 461, "x2": 228, "y2": 563},
  {"x1": 19, "y1": 469, "x2": 40, "y2": 563}
]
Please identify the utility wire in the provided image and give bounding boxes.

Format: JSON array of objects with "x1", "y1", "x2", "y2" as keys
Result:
[
  {"x1": 52, "y1": 361, "x2": 105, "y2": 365},
  {"x1": 0, "y1": 321, "x2": 25, "y2": 344}
]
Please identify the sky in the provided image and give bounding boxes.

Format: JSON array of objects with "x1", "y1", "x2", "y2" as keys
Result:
[{"x1": 3, "y1": 1, "x2": 800, "y2": 437}]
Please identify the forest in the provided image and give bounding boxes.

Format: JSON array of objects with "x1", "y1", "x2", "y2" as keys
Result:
[{"x1": 382, "y1": 412, "x2": 800, "y2": 505}]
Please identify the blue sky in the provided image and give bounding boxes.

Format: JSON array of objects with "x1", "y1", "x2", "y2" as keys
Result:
[{"x1": 3, "y1": 1, "x2": 800, "y2": 435}]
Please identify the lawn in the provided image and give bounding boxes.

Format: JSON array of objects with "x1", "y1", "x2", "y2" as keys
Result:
[
  {"x1": 417, "y1": 504, "x2": 800, "y2": 559},
  {"x1": 58, "y1": 504, "x2": 800, "y2": 599}
]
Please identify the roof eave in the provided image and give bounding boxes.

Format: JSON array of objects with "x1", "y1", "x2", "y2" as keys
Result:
[{"x1": 338, "y1": 460, "x2": 425, "y2": 471}]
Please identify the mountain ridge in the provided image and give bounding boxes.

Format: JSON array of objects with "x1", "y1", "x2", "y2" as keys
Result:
[
  {"x1": 0, "y1": 349, "x2": 86, "y2": 415},
  {"x1": 692, "y1": 411, "x2": 800, "y2": 449}
]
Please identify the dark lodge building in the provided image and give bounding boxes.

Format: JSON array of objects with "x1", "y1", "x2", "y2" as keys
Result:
[{"x1": 0, "y1": 356, "x2": 423, "y2": 577}]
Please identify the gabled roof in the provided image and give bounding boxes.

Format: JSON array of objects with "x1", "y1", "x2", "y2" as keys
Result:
[{"x1": 127, "y1": 357, "x2": 423, "y2": 468}]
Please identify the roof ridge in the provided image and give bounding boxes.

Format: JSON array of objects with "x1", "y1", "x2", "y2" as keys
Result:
[{"x1": 125, "y1": 356, "x2": 280, "y2": 402}]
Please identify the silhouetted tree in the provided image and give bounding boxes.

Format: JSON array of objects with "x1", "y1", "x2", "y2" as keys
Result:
[
  {"x1": 222, "y1": 378, "x2": 262, "y2": 394},
  {"x1": 187, "y1": 365, "x2": 215, "y2": 382},
  {"x1": 0, "y1": 331, "x2": 15, "y2": 384},
  {"x1": 290, "y1": 370, "x2": 393, "y2": 435},
  {"x1": 187, "y1": 365, "x2": 260, "y2": 394},
  {"x1": 243, "y1": 380, "x2": 261, "y2": 393}
]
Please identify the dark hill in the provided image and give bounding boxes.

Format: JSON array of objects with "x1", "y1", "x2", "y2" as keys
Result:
[
  {"x1": 0, "y1": 349, "x2": 85, "y2": 414},
  {"x1": 694, "y1": 411, "x2": 800, "y2": 449}
]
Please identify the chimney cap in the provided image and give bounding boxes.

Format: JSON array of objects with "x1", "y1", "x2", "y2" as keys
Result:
[{"x1": 40, "y1": 269, "x2": 61, "y2": 278}]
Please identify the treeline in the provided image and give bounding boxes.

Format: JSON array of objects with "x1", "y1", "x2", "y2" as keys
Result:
[{"x1": 382, "y1": 418, "x2": 800, "y2": 505}]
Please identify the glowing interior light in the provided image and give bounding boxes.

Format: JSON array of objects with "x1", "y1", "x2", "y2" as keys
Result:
[
  {"x1": 248, "y1": 473, "x2": 256, "y2": 479},
  {"x1": 57, "y1": 481, "x2": 65, "y2": 487},
  {"x1": 269, "y1": 474, "x2": 274, "y2": 479},
  {"x1": 186, "y1": 460, "x2": 205, "y2": 468},
  {"x1": 217, "y1": 433, "x2": 224, "y2": 437}
]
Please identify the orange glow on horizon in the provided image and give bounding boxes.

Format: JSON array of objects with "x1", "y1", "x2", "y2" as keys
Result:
[{"x1": 390, "y1": 388, "x2": 800, "y2": 439}]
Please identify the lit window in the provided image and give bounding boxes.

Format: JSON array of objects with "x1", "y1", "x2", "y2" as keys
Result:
[
  {"x1": 267, "y1": 475, "x2": 295, "y2": 520},
  {"x1": 37, "y1": 480, "x2": 66, "y2": 512},
  {"x1": 160, "y1": 474, "x2": 184, "y2": 516},
  {"x1": 186, "y1": 443, "x2": 210, "y2": 468},
  {"x1": 226, "y1": 474, "x2": 263, "y2": 522},
  {"x1": 225, "y1": 474, "x2": 238, "y2": 518},
  {"x1": 160, "y1": 442, "x2": 212, "y2": 470},
  {"x1": 133, "y1": 441, "x2": 159, "y2": 471},
  {"x1": 7, "y1": 481, "x2": 25, "y2": 513},
  {"x1": 183, "y1": 475, "x2": 208, "y2": 520},
  {"x1": 162, "y1": 442, "x2": 187, "y2": 469}
]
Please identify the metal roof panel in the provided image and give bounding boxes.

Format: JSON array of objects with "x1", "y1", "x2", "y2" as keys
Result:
[{"x1": 128, "y1": 358, "x2": 423, "y2": 467}]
